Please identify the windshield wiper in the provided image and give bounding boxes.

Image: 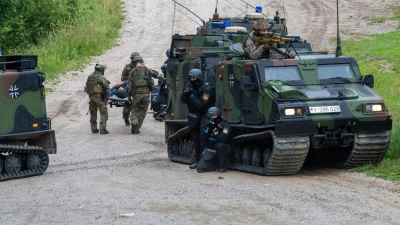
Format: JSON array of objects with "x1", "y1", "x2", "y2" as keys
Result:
[{"x1": 328, "y1": 76, "x2": 351, "y2": 83}]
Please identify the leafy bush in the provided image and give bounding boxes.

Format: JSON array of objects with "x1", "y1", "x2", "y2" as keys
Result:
[{"x1": 0, "y1": 0, "x2": 77, "y2": 53}]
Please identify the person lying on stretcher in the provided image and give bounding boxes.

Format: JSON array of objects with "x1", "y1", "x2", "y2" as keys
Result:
[{"x1": 109, "y1": 80, "x2": 130, "y2": 107}]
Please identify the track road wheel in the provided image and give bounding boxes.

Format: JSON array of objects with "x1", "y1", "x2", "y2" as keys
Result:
[
  {"x1": 5, "y1": 153, "x2": 22, "y2": 174},
  {"x1": 183, "y1": 140, "x2": 188, "y2": 157},
  {"x1": 242, "y1": 146, "x2": 251, "y2": 165},
  {"x1": 232, "y1": 145, "x2": 242, "y2": 163},
  {"x1": 263, "y1": 147, "x2": 272, "y2": 167},
  {"x1": 173, "y1": 142, "x2": 179, "y2": 155},
  {"x1": 252, "y1": 146, "x2": 261, "y2": 167},
  {"x1": 178, "y1": 139, "x2": 183, "y2": 156},
  {"x1": 0, "y1": 156, "x2": 4, "y2": 174},
  {"x1": 27, "y1": 153, "x2": 42, "y2": 170}
]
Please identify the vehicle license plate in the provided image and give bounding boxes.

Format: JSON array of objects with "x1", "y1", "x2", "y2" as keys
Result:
[{"x1": 309, "y1": 106, "x2": 341, "y2": 114}]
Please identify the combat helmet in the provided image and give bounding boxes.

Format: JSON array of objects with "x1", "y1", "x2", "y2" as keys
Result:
[
  {"x1": 207, "y1": 107, "x2": 221, "y2": 118},
  {"x1": 94, "y1": 62, "x2": 107, "y2": 70},
  {"x1": 130, "y1": 52, "x2": 140, "y2": 59},
  {"x1": 253, "y1": 19, "x2": 269, "y2": 31},
  {"x1": 133, "y1": 55, "x2": 144, "y2": 64},
  {"x1": 188, "y1": 68, "x2": 203, "y2": 82}
]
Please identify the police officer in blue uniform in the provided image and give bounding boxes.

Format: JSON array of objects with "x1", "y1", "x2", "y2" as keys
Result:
[
  {"x1": 181, "y1": 69, "x2": 215, "y2": 169},
  {"x1": 197, "y1": 107, "x2": 232, "y2": 173}
]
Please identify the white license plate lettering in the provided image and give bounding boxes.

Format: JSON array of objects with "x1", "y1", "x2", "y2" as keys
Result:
[{"x1": 309, "y1": 106, "x2": 341, "y2": 114}]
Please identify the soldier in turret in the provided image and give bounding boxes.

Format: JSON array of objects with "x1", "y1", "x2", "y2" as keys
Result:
[
  {"x1": 126, "y1": 56, "x2": 164, "y2": 134},
  {"x1": 121, "y1": 52, "x2": 141, "y2": 126},
  {"x1": 85, "y1": 62, "x2": 110, "y2": 134},
  {"x1": 243, "y1": 19, "x2": 293, "y2": 59}
]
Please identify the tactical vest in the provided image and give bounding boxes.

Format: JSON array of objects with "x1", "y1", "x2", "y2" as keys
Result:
[
  {"x1": 133, "y1": 68, "x2": 154, "y2": 94},
  {"x1": 85, "y1": 73, "x2": 102, "y2": 95}
]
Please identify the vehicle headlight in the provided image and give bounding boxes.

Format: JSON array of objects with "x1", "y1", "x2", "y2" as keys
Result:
[
  {"x1": 284, "y1": 107, "x2": 303, "y2": 116},
  {"x1": 365, "y1": 104, "x2": 383, "y2": 113}
]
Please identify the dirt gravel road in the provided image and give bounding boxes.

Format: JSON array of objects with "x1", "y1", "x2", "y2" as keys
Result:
[{"x1": 1, "y1": 0, "x2": 400, "y2": 224}]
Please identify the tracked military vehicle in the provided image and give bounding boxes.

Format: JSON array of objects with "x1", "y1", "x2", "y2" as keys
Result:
[
  {"x1": 165, "y1": 2, "x2": 392, "y2": 175},
  {"x1": 0, "y1": 55, "x2": 57, "y2": 181}
]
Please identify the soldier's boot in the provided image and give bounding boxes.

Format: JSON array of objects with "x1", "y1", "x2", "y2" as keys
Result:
[
  {"x1": 124, "y1": 118, "x2": 130, "y2": 126},
  {"x1": 218, "y1": 167, "x2": 227, "y2": 173},
  {"x1": 92, "y1": 129, "x2": 99, "y2": 134},
  {"x1": 189, "y1": 163, "x2": 197, "y2": 169},
  {"x1": 131, "y1": 124, "x2": 138, "y2": 134},
  {"x1": 100, "y1": 129, "x2": 109, "y2": 134}
]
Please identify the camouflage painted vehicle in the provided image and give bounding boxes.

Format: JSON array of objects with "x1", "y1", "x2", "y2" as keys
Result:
[
  {"x1": 164, "y1": 3, "x2": 314, "y2": 169},
  {"x1": 0, "y1": 55, "x2": 57, "y2": 181},
  {"x1": 166, "y1": 44, "x2": 392, "y2": 175}
]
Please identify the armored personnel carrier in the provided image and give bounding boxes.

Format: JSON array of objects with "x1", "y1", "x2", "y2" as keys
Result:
[
  {"x1": 0, "y1": 55, "x2": 57, "y2": 181},
  {"x1": 165, "y1": 2, "x2": 392, "y2": 175}
]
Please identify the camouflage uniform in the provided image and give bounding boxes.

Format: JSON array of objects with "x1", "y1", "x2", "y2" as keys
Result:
[
  {"x1": 85, "y1": 70, "x2": 110, "y2": 132},
  {"x1": 244, "y1": 31, "x2": 272, "y2": 59},
  {"x1": 126, "y1": 65, "x2": 163, "y2": 134},
  {"x1": 244, "y1": 19, "x2": 289, "y2": 60},
  {"x1": 121, "y1": 52, "x2": 140, "y2": 125},
  {"x1": 121, "y1": 61, "x2": 136, "y2": 123}
]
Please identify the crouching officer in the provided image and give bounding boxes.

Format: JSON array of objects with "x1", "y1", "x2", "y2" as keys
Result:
[
  {"x1": 181, "y1": 69, "x2": 215, "y2": 169},
  {"x1": 197, "y1": 107, "x2": 232, "y2": 173},
  {"x1": 85, "y1": 62, "x2": 110, "y2": 134}
]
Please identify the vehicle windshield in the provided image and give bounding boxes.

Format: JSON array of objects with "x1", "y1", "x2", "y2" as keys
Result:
[
  {"x1": 264, "y1": 66, "x2": 302, "y2": 81},
  {"x1": 317, "y1": 64, "x2": 355, "y2": 79}
]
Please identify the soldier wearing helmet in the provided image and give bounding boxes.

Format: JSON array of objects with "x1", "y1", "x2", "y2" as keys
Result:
[
  {"x1": 197, "y1": 106, "x2": 232, "y2": 173},
  {"x1": 181, "y1": 68, "x2": 216, "y2": 169},
  {"x1": 126, "y1": 55, "x2": 164, "y2": 134},
  {"x1": 243, "y1": 19, "x2": 293, "y2": 59},
  {"x1": 120, "y1": 52, "x2": 141, "y2": 125},
  {"x1": 85, "y1": 62, "x2": 110, "y2": 134}
]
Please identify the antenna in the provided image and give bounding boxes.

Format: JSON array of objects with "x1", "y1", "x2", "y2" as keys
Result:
[
  {"x1": 239, "y1": 0, "x2": 273, "y2": 23},
  {"x1": 335, "y1": 0, "x2": 342, "y2": 57},
  {"x1": 274, "y1": 0, "x2": 282, "y2": 24},
  {"x1": 213, "y1": 0, "x2": 219, "y2": 20},
  {"x1": 172, "y1": 0, "x2": 206, "y2": 26}
]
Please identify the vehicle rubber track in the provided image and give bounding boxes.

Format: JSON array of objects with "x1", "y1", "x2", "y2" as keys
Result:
[
  {"x1": 229, "y1": 131, "x2": 310, "y2": 175},
  {"x1": 342, "y1": 131, "x2": 390, "y2": 168},
  {"x1": 0, "y1": 144, "x2": 49, "y2": 181},
  {"x1": 167, "y1": 126, "x2": 193, "y2": 164}
]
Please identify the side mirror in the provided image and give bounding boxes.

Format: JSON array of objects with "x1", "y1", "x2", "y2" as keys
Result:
[
  {"x1": 363, "y1": 74, "x2": 374, "y2": 88},
  {"x1": 241, "y1": 76, "x2": 258, "y2": 91}
]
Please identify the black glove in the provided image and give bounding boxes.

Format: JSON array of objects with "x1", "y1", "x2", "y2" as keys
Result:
[
  {"x1": 183, "y1": 87, "x2": 192, "y2": 95},
  {"x1": 206, "y1": 122, "x2": 216, "y2": 132}
]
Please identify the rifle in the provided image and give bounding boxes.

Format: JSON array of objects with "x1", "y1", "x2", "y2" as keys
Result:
[
  {"x1": 254, "y1": 33, "x2": 294, "y2": 45},
  {"x1": 144, "y1": 71, "x2": 154, "y2": 91},
  {"x1": 255, "y1": 34, "x2": 295, "y2": 58}
]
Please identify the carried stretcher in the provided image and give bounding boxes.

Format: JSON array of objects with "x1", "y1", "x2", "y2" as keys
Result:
[
  {"x1": 109, "y1": 94, "x2": 130, "y2": 108},
  {"x1": 108, "y1": 81, "x2": 170, "y2": 122}
]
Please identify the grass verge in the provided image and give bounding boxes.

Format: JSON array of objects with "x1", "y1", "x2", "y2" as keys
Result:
[
  {"x1": 19, "y1": 0, "x2": 123, "y2": 82},
  {"x1": 342, "y1": 11, "x2": 400, "y2": 182}
]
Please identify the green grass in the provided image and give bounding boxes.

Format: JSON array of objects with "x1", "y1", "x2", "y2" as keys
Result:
[
  {"x1": 342, "y1": 15, "x2": 400, "y2": 182},
  {"x1": 16, "y1": 0, "x2": 123, "y2": 82}
]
